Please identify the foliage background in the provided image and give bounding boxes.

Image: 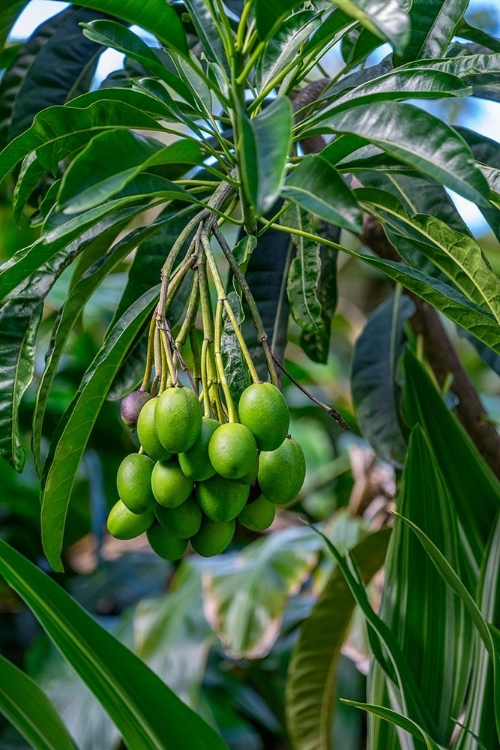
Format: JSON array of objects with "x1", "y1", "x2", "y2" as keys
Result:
[{"x1": 0, "y1": 1, "x2": 499, "y2": 749}]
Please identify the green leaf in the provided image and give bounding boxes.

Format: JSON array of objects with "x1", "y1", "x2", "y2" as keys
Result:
[
  {"x1": 369, "y1": 427, "x2": 472, "y2": 746},
  {"x1": 400, "y1": 52, "x2": 500, "y2": 81},
  {"x1": 402, "y1": 0, "x2": 469, "y2": 62},
  {"x1": 204, "y1": 527, "x2": 321, "y2": 658},
  {"x1": 0, "y1": 1, "x2": 29, "y2": 50},
  {"x1": 256, "y1": 10, "x2": 321, "y2": 92},
  {"x1": 351, "y1": 293, "x2": 414, "y2": 466},
  {"x1": 403, "y1": 349, "x2": 500, "y2": 571},
  {"x1": 282, "y1": 154, "x2": 363, "y2": 232},
  {"x1": 32, "y1": 221, "x2": 166, "y2": 475},
  {"x1": 456, "y1": 20, "x2": 500, "y2": 54},
  {"x1": 284, "y1": 205, "x2": 324, "y2": 334},
  {"x1": 0, "y1": 540, "x2": 228, "y2": 749},
  {"x1": 67, "y1": 0, "x2": 188, "y2": 54},
  {"x1": 303, "y1": 69, "x2": 471, "y2": 129},
  {"x1": 345, "y1": 702, "x2": 447, "y2": 750},
  {"x1": 0, "y1": 8, "x2": 105, "y2": 149},
  {"x1": 358, "y1": 188, "x2": 500, "y2": 320},
  {"x1": 57, "y1": 130, "x2": 202, "y2": 213},
  {"x1": 318, "y1": 102, "x2": 490, "y2": 207},
  {"x1": 0, "y1": 95, "x2": 166, "y2": 185},
  {"x1": 286, "y1": 528, "x2": 391, "y2": 750},
  {"x1": 0, "y1": 653, "x2": 75, "y2": 750},
  {"x1": 330, "y1": 0, "x2": 410, "y2": 55},
  {"x1": 81, "y1": 20, "x2": 193, "y2": 101},
  {"x1": 240, "y1": 97, "x2": 292, "y2": 215},
  {"x1": 221, "y1": 291, "x2": 251, "y2": 404},
  {"x1": 457, "y1": 127, "x2": 500, "y2": 241},
  {"x1": 41, "y1": 287, "x2": 159, "y2": 571}
]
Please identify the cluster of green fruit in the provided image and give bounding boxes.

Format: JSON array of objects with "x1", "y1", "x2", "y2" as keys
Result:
[{"x1": 108, "y1": 382, "x2": 306, "y2": 558}]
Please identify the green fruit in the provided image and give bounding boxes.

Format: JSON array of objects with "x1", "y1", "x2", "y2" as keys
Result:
[
  {"x1": 155, "y1": 386, "x2": 202, "y2": 453},
  {"x1": 197, "y1": 474, "x2": 249, "y2": 521},
  {"x1": 208, "y1": 423, "x2": 257, "y2": 479},
  {"x1": 191, "y1": 516, "x2": 235, "y2": 557},
  {"x1": 238, "y1": 494, "x2": 276, "y2": 531},
  {"x1": 117, "y1": 453, "x2": 155, "y2": 513},
  {"x1": 238, "y1": 383, "x2": 290, "y2": 451},
  {"x1": 178, "y1": 417, "x2": 219, "y2": 481},
  {"x1": 237, "y1": 454, "x2": 259, "y2": 485},
  {"x1": 107, "y1": 500, "x2": 154, "y2": 540},
  {"x1": 137, "y1": 398, "x2": 173, "y2": 462},
  {"x1": 151, "y1": 460, "x2": 193, "y2": 508},
  {"x1": 147, "y1": 523, "x2": 187, "y2": 560},
  {"x1": 120, "y1": 390, "x2": 152, "y2": 427},
  {"x1": 155, "y1": 494, "x2": 202, "y2": 539},
  {"x1": 258, "y1": 437, "x2": 306, "y2": 504}
]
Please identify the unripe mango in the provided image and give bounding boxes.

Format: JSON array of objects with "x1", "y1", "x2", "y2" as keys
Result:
[
  {"x1": 156, "y1": 386, "x2": 202, "y2": 453},
  {"x1": 238, "y1": 383, "x2": 289, "y2": 451}
]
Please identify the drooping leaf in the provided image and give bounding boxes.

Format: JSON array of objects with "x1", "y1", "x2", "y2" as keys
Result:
[
  {"x1": 0, "y1": 7, "x2": 106, "y2": 149},
  {"x1": 41, "y1": 287, "x2": 160, "y2": 571},
  {"x1": 0, "y1": 540, "x2": 228, "y2": 750},
  {"x1": 221, "y1": 291, "x2": 251, "y2": 404},
  {"x1": 256, "y1": 10, "x2": 321, "y2": 92},
  {"x1": 300, "y1": 223, "x2": 340, "y2": 364},
  {"x1": 281, "y1": 154, "x2": 363, "y2": 232},
  {"x1": 285, "y1": 205, "x2": 324, "y2": 335},
  {"x1": 286, "y1": 528, "x2": 391, "y2": 750},
  {"x1": 0, "y1": 653, "x2": 75, "y2": 750},
  {"x1": 240, "y1": 97, "x2": 292, "y2": 215},
  {"x1": 329, "y1": 0, "x2": 410, "y2": 55},
  {"x1": 318, "y1": 102, "x2": 490, "y2": 207},
  {"x1": 81, "y1": 20, "x2": 193, "y2": 101},
  {"x1": 32, "y1": 221, "x2": 167, "y2": 475},
  {"x1": 57, "y1": 130, "x2": 202, "y2": 213},
  {"x1": 368, "y1": 427, "x2": 472, "y2": 747},
  {"x1": 457, "y1": 126, "x2": 500, "y2": 240},
  {"x1": 402, "y1": 0, "x2": 469, "y2": 62},
  {"x1": 456, "y1": 20, "x2": 500, "y2": 54},
  {"x1": 182, "y1": 0, "x2": 226, "y2": 65},
  {"x1": 203, "y1": 527, "x2": 321, "y2": 659},
  {"x1": 351, "y1": 293, "x2": 414, "y2": 466},
  {"x1": 403, "y1": 349, "x2": 500, "y2": 571}
]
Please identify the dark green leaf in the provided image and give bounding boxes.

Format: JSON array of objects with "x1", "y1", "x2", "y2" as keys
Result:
[
  {"x1": 402, "y1": 0, "x2": 469, "y2": 62},
  {"x1": 41, "y1": 287, "x2": 160, "y2": 571},
  {"x1": 0, "y1": 8, "x2": 106, "y2": 149},
  {"x1": 0, "y1": 1, "x2": 29, "y2": 50},
  {"x1": 457, "y1": 127, "x2": 500, "y2": 240},
  {"x1": 240, "y1": 97, "x2": 292, "y2": 214},
  {"x1": 286, "y1": 527, "x2": 391, "y2": 750},
  {"x1": 255, "y1": 0, "x2": 304, "y2": 40},
  {"x1": 331, "y1": 0, "x2": 410, "y2": 55},
  {"x1": 285, "y1": 205, "x2": 324, "y2": 334},
  {"x1": 456, "y1": 20, "x2": 500, "y2": 54},
  {"x1": 303, "y1": 8, "x2": 356, "y2": 55},
  {"x1": 221, "y1": 291, "x2": 251, "y2": 404},
  {"x1": 0, "y1": 540, "x2": 228, "y2": 749},
  {"x1": 404, "y1": 349, "x2": 500, "y2": 570},
  {"x1": 401, "y1": 52, "x2": 500, "y2": 81},
  {"x1": 0, "y1": 653, "x2": 75, "y2": 750},
  {"x1": 282, "y1": 155, "x2": 363, "y2": 232},
  {"x1": 182, "y1": 0, "x2": 225, "y2": 65},
  {"x1": 240, "y1": 225, "x2": 291, "y2": 381},
  {"x1": 318, "y1": 102, "x2": 490, "y2": 207},
  {"x1": 352, "y1": 293, "x2": 414, "y2": 466},
  {"x1": 57, "y1": 130, "x2": 202, "y2": 213}
]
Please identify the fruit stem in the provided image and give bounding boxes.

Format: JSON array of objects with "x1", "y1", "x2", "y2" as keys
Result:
[
  {"x1": 270, "y1": 353, "x2": 350, "y2": 430},
  {"x1": 140, "y1": 316, "x2": 157, "y2": 391},
  {"x1": 200, "y1": 337, "x2": 212, "y2": 417},
  {"x1": 212, "y1": 223, "x2": 279, "y2": 387},
  {"x1": 214, "y1": 299, "x2": 239, "y2": 423},
  {"x1": 175, "y1": 274, "x2": 200, "y2": 349},
  {"x1": 154, "y1": 326, "x2": 163, "y2": 390},
  {"x1": 159, "y1": 327, "x2": 178, "y2": 386}
]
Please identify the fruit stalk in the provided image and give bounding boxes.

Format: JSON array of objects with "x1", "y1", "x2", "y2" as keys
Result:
[{"x1": 214, "y1": 299, "x2": 239, "y2": 423}]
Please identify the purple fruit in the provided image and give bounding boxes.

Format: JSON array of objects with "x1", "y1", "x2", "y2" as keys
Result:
[{"x1": 120, "y1": 390, "x2": 152, "y2": 427}]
